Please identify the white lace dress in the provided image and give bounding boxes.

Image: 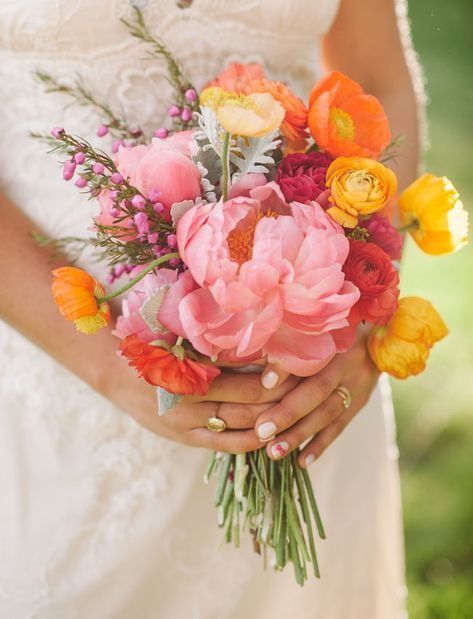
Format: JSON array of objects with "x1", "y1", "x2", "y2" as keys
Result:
[{"x1": 0, "y1": 1, "x2": 407, "y2": 617}]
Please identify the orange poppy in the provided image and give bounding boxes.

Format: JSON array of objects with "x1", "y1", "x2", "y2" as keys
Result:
[
  {"x1": 308, "y1": 71, "x2": 391, "y2": 159},
  {"x1": 119, "y1": 335, "x2": 221, "y2": 395},
  {"x1": 52, "y1": 266, "x2": 111, "y2": 334},
  {"x1": 205, "y1": 62, "x2": 266, "y2": 93}
]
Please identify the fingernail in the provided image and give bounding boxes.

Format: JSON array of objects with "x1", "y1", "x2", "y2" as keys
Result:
[
  {"x1": 305, "y1": 454, "x2": 315, "y2": 468},
  {"x1": 262, "y1": 370, "x2": 279, "y2": 390},
  {"x1": 270, "y1": 441, "x2": 289, "y2": 459},
  {"x1": 257, "y1": 421, "x2": 277, "y2": 441}
]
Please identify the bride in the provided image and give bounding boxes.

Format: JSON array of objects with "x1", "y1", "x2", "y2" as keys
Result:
[{"x1": 0, "y1": 0, "x2": 421, "y2": 617}]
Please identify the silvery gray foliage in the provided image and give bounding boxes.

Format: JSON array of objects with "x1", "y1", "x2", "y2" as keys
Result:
[
  {"x1": 230, "y1": 131, "x2": 280, "y2": 181},
  {"x1": 191, "y1": 107, "x2": 222, "y2": 201},
  {"x1": 157, "y1": 388, "x2": 183, "y2": 416}
]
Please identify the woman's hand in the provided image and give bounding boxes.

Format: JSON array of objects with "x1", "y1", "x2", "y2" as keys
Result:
[
  {"x1": 108, "y1": 358, "x2": 301, "y2": 454},
  {"x1": 254, "y1": 330, "x2": 379, "y2": 467}
]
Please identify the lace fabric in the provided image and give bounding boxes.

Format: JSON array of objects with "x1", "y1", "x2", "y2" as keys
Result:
[{"x1": 0, "y1": 1, "x2": 407, "y2": 617}]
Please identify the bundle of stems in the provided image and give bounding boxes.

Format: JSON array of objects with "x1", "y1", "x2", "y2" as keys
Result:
[{"x1": 206, "y1": 449, "x2": 326, "y2": 586}]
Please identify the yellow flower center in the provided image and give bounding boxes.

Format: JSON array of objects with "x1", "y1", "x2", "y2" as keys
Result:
[
  {"x1": 329, "y1": 107, "x2": 355, "y2": 140},
  {"x1": 200, "y1": 87, "x2": 256, "y2": 112},
  {"x1": 227, "y1": 210, "x2": 277, "y2": 265},
  {"x1": 74, "y1": 313, "x2": 109, "y2": 334}
]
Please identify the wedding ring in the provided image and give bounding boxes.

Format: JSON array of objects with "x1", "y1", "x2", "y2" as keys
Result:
[
  {"x1": 206, "y1": 416, "x2": 227, "y2": 432},
  {"x1": 334, "y1": 385, "x2": 352, "y2": 409}
]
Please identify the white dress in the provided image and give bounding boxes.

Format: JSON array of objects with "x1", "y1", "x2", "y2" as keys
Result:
[{"x1": 0, "y1": 1, "x2": 408, "y2": 617}]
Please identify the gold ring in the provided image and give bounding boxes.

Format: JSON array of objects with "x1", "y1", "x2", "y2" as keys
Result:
[
  {"x1": 206, "y1": 416, "x2": 227, "y2": 432},
  {"x1": 334, "y1": 385, "x2": 351, "y2": 409}
]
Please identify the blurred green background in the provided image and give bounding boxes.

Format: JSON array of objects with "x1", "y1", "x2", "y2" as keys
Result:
[{"x1": 395, "y1": 1, "x2": 473, "y2": 617}]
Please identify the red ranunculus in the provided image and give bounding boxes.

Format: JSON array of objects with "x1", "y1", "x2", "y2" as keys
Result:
[
  {"x1": 343, "y1": 240, "x2": 400, "y2": 326},
  {"x1": 276, "y1": 151, "x2": 332, "y2": 203},
  {"x1": 360, "y1": 214, "x2": 403, "y2": 261},
  {"x1": 119, "y1": 335, "x2": 221, "y2": 395}
]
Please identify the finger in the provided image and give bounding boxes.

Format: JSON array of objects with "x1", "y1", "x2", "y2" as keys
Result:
[
  {"x1": 217, "y1": 402, "x2": 273, "y2": 430},
  {"x1": 189, "y1": 427, "x2": 263, "y2": 453},
  {"x1": 261, "y1": 362, "x2": 291, "y2": 390},
  {"x1": 254, "y1": 365, "x2": 341, "y2": 442},
  {"x1": 192, "y1": 371, "x2": 301, "y2": 405},
  {"x1": 264, "y1": 390, "x2": 346, "y2": 460},
  {"x1": 298, "y1": 407, "x2": 355, "y2": 468}
]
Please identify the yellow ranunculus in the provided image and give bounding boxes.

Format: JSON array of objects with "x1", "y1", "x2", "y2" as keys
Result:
[
  {"x1": 325, "y1": 157, "x2": 398, "y2": 228},
  {"x1": 200, "y1": 86, "x2": 285, "y2": 138},
  {"x1": 398, "y1": 173, "x2": 468, "y2": 255},
  {"x1": 367, "y1": 297, "x2": 448, "y2": 379}
]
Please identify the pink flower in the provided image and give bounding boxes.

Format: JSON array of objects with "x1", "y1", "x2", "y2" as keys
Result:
[
  {"x1": 206, "y1": 63, "x2": 266, "y2": 93},
  {"x1": 113, "y1": 269, "x2": 178, "y2": 344},
  {"x1": 360, "y1": 214, "x2": 403, "y2": 261},
  {"x1": 115, "y1": 135, "x2": 201, "y2": 219},
  {"x1": 276, "y1": 151, "x2": 333, "y2": 203},
  {"x1": 159, "y1": 187, "x2": 360, "y2": 376}
]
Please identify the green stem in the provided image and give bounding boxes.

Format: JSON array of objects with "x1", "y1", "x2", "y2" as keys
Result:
[
  {"x1": 396, "y1": 221, "x2": 418, "y2": 234},
  {"x1": 221, "y1": 131, "x2": 231, "y2": 201},
  {"x1": 97, "y1": 252, "x2": 179, "y2": 303}
]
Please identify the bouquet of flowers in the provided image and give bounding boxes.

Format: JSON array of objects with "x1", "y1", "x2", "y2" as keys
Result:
[{"x1": 37, "y1": 9, "x2": 468, "y2": 585}]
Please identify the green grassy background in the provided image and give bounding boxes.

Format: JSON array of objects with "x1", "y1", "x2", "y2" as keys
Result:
[{"x1": 395, "y1": 1, "x2": 473, "y2": 617}]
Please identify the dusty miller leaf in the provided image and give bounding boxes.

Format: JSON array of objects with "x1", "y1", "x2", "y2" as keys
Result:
[{"x1": 230, "y1": 131, "x2": 280, "y2": 180}]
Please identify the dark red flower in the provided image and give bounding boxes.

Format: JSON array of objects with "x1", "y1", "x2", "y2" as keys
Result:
[
  {"x1": 276, "y1": 151, "x2": 333, "y2": 203},
  {"x1": 119, "y1": 335, "x2": 221, "y2": 395},
  {"x1": 360, "y1": 214, "x2": 403, "y2": 261},
  {"x1": 343, "y1": 240, "x2": 400, "y2": 326}
]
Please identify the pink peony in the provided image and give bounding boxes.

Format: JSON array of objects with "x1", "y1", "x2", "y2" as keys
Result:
[
  {"x1": 113, "y1": 269, "x2": 178, "y2": 344},
  {"x1": 276, "y1": 151, "x2": 333, "y2": 203},
  {"x1": 360, "y1": 213, "x2": 403, "y2": 261},
  {"x1": 115, "y1": 135, "x2": 201, "y2": 219},
  {"x1": 159, "y1": 185, "x2": 360, "y2": 376}
]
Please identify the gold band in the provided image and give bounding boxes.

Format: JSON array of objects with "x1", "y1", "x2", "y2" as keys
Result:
[
  {"x1": 206, "y1": 416, "x2": 227, "y2": 432},
  {"x1": 334, "y1": 385, "x2": 352, "y2": 409}
]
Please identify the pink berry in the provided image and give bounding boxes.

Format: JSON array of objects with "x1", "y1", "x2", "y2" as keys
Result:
[
  {"x1": 153, "y1": 202, "x2": 164, "y2": 215},
  {"x1": 75, "y1": 176, "x2": 88, "y2": 189},
  {"x1": 74, "y1": 152, "x2": 86, "y2": 165},
  {"x1": 167, "y1": 233, "x2": 177, "y2": 247},
  {"x1": 168, "y1": 105, "x2": 181, "y2": 118},
  {"x1": 96, "y1": 124, "x2": 109, "y2": 137},
  {"x1": 51, "y1": 126, "x2": 64, "y2": 139},
  {"x1": 62, "y1": 160, "x2": 76, "y2": 181},
  {"x1": 112, "y1": 139, "x2": 125, "y2": 154},
  {"x1": 181, "y1": 107, "x2": 192, "y2": 123},
  {"x1": 110, "y1": 172, "x2": 124, "y2": 185},
  {"x1": 92, "y1": 163, "x2": 105, "y2": 175},
  {"x1": 169, "y1": 258, "x2": 180, "y2": 268},
  {"x1": 109, "y1": 190, "x2": 118, "y2": 201},
  {"x1": 110, "y1": 207, "x2": 121, "y2": 218},
  {"x1": 185, "y1": 88, "x2": 197, "y2": 103},
  {"x1": 147, "y1": 233, "x2": 159, "y2": 244},
  {"x1": 148, "y1": 188, "x2": 161, "y2": 202},
  {"x1": 154, "y1": 127, "x2": 169, "y2": 139},
  {"x1": 131, "y1": 194, "x2": 146, "y2": 209}
]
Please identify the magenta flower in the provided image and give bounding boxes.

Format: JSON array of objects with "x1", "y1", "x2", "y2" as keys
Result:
[
  {"x1": 360, "y1": 214, "x2": 403, "y2": 261},
  {"x1": 276, "y1": 151, "x2": 332, "y2": 203},
  {"x1": 159, "y1": 184, "x2": 360, "y2": 376}
]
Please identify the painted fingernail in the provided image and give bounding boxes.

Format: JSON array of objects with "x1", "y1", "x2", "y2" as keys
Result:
[
  {"x1": 257, "y1": 421, "x2": 277, "y2": 441},
  {"x1": 305, "y1": 454, "x2": 315, "y2": 468},
  {"x1": 262, "y1": 370, "x2": 279, "y2": 390},
  {"x1": 270, "y1": 441, "x2": 289, "y2": 459}
]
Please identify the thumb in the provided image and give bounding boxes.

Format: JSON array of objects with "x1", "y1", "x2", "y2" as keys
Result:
[{"x1": 261, "y1": 362, "x2": 290, "y2": 390}]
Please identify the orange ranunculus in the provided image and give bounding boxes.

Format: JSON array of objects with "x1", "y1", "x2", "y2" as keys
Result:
[
  {"x1": 205, "y1": 62, "x2": 266, "y2": 93},
  {"x1": 326, "y1": 157, "x2": 397, "y2": 228},
  {"x1": 245, "y1": 79, "x2": 309, "y2": 147},
  {"x1": 119, "y1": 335, "x2": 221, "y2": 395},
  {"x1": 398, "y1": 173, "x2": 469, "y2": 255},
  {"x1": 367, "y1": 297, "x2": 448, "y2": 379},
  {"x1": 308, "y1": 71, "x2": 391, "y2": 159},
  {"x1": 52, "y1": 266, "x2": 111, "y2": 334}
]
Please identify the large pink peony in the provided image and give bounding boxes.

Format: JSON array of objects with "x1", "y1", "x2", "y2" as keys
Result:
[
  {"x1": 115, "y1": 131, "x2": 201, "y2": 219},
  {"x1": 159, "y1": 183, "x2": 360, "y2": 375},
  {"x1": 113, "y1": 269, "x2": 178, "y2": 344}
]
